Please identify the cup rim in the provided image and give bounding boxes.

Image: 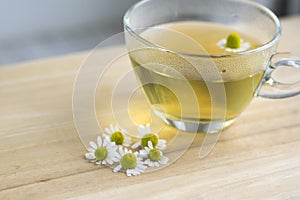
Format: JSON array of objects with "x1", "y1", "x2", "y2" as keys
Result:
[{"x1": 123, "y1": 0, "x2": 281, "y2": 58}]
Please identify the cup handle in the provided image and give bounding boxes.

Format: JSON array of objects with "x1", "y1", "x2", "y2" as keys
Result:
[{"x1": 256, "y1": 53, "x2": 300, "y2": 99}]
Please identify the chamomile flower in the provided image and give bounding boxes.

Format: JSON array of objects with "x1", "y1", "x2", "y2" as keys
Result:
[
  {"x1": 113, "y1": 147, "x2": 147, "y2": 176},
  {"x1": 85, "y1": 135, "x2": 120, "y2": 165},
  {"x1": 217, "y1": 32, "x2": 250, "y2": 53},
  {"x1": 132, "y1": 123, "x2": 166, "y2": 150},
  {"x1": 104, "y1": 124, "x2": 132, "y2": 147},
  {"x1": 140, "y1": 141, "x2": 169, "y2": 167}
]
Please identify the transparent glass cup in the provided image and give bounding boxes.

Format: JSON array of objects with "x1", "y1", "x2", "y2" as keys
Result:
[{"x1": 123, "y1": 0, "x2": 300, "y2": 133}]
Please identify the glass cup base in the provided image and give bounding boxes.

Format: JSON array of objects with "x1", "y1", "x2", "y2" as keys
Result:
[{"x1": 153, "y1": 109, "x2": 235, "y2": 133}]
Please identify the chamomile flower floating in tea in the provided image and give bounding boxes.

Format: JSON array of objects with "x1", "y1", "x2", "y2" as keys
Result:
[
  {"x1": 132, "y1": 123, "x2": 167, "y2": 150},
  {"x1": 85, "y1": 135, "x2": 120, "y2": 165},
  {"x1": 104, "y1": 124, "x2": 132, "y2": 147},
  {"x1": 113, "y1": 147, "x2": 147, "y2": 176},
  {"x1": 217, "y1": 32, "x2": 250, "y2": 53},
  {"x1": 140, "y1": 141, "x2": 169, "y2": 167}
]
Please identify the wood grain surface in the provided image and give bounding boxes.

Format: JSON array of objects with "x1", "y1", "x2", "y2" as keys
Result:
[{"x1": 0, "y1": 16, "x2": 300, "y2": 200}]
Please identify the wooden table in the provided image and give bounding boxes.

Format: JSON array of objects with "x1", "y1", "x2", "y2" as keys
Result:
[{"x1": 1, "y1": 16, "x2": 300, "y2": 200}]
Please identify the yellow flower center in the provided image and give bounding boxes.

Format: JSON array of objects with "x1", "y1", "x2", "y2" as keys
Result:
[
  {"x1": 226, "y1": 32, "x2": 241, "y2": 49},
  {"x1": 141, "y1": 133, "x2": 158, "y2": 148},
  {"x1": 110, "y1": 131, "x2": 124, "y2": 145},
  {"x1": 94, "y1": 147, "x2": 108, "y2": 161},
  {"x1": 121, "y1": 153, "x2": 137, "y2": 169},
  {"x1": 149, "y1": 148, "x2": 162, "y2": 161}
]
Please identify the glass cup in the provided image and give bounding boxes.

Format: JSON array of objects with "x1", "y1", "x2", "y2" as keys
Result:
[{"x1": 123, "y1": 0, "x2": 300, "y2": 133}]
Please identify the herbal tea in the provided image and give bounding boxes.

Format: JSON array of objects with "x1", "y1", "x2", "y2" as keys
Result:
[{"x1": 129, "y1": 21, "x2": 266, "y2": 123}]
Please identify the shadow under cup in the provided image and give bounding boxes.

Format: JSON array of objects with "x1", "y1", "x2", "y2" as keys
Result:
[{"x1": 123, "y1": 0, "x2": 281, "y2": 133}]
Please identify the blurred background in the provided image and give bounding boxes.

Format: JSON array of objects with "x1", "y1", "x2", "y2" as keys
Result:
[{"x1": 0, "y1": 0, "x2": 299, "y2": 66}]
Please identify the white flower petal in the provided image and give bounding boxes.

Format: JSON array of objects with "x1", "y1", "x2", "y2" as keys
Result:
[
  {"x1": 109, "y1": 150, "x2": 117, "y2": 156},
  {"x1": 140, "y1": 149, "x2": 148, "y2": 155},
  {"x1": 135, "y1": 152, "x2": 143, "y2": 160},
  {"x1": 131, "y1": 142, "x2": 141, "y2": 149},
  {"x1": 154, "y1": 162, "x2": 159, "y2": 167},
  {"x1": 103, "y1": 136, "x2": 109, "y2": 147},
  {"x1": 145, "y1": 146, "x2": 151, "y2": 151},
  {"x1": 123, "y1": 142, "x2": 131, "y2": 147},
  {"x1": 97, "y1": 136, "x2": 102, "y2": 147},
  {"x1": 102, "y1": 134, "x2": 110, "y2": 141},
  {"x1": 159, "y1": 156, "x2": 169, "y2": 164},
  {"x1": 119, "y1": 147, "x2": 124, "y2": 156},
  {"x1": 137, "y1": 157, "x2": 144, "y2": 161},
  {"x1": 110, "y1": 124, "x2": 114, "y2": 131},
  {"x1": 158, "y1": 139, "x2": 166, "y2": 145},
  {"x1": 85, "y1": 152, "x2": 96, "y2": 160},
  {"x1": 114, "y1": 152, "x2": 121, "y2": 159},
  {"x1": 106, "y1": 143, "x2": 114, "y2": 151},
  {"x1": 157, "y1": 140, "x2": 167, "y2": 150},
  {"x1": 106, "y1": 158, "x2": 113, "y2": 165},
  {"x1": 87, "y1": 148, "x2": 95, "y2": 153},
  {"x1": 112, "y1": 157, "x2": 120, "y2": 162},
  {"x1": 137, "y1": 133, "x2": 145, "y2": 138},
  {"x1": 105, "y1": 128, "x2": 112, "y2": 135},
  {"x1": 126, "y1": 170, "x2": 133, "y2": 176},
  {"x1": 131, "y1": 172, "x2": 138, "y2": 176},
  {"x1": 145, "y1": 123, "x2": 151, "y2": 133},
  {"x1": 124, "y1": 148, "x2": 129, "y2": 154},
  {"x1": 132, "y1": 169, "x2": 142, "y2": 176},
  {"x1": 113, "y1": 164, "x2": 122, "y2": 173},
  {"x1": 110, "y1": 144, "x2": 118, "y2": 150},
  {"x1": 136, "y1": 163, "x2": 147, "y2": 170},
  {"x1": 132, "y1": 170, "x2": 141, "y2": 176},
  {"x1": 109, "y1": 151, "x2": 117, "y2": 157},
  {"x1": 145, "y1": 159, "x2": 150, "y2": 165},
  {"x1": 148, "y1": 141, "x2": 153, "y2": 149},
  {"x1": 95, "y1": 161, "x2": 101, "y2": 165},
  {"x1": 89, "y1": 141, "x2": 97, "y2": 149},
  {"x1": 137, "y1": 125, "x2": 147, "y2": 135},
  {"x1": 114, "y1": 124, "x2": 120, "y2": 131}
]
